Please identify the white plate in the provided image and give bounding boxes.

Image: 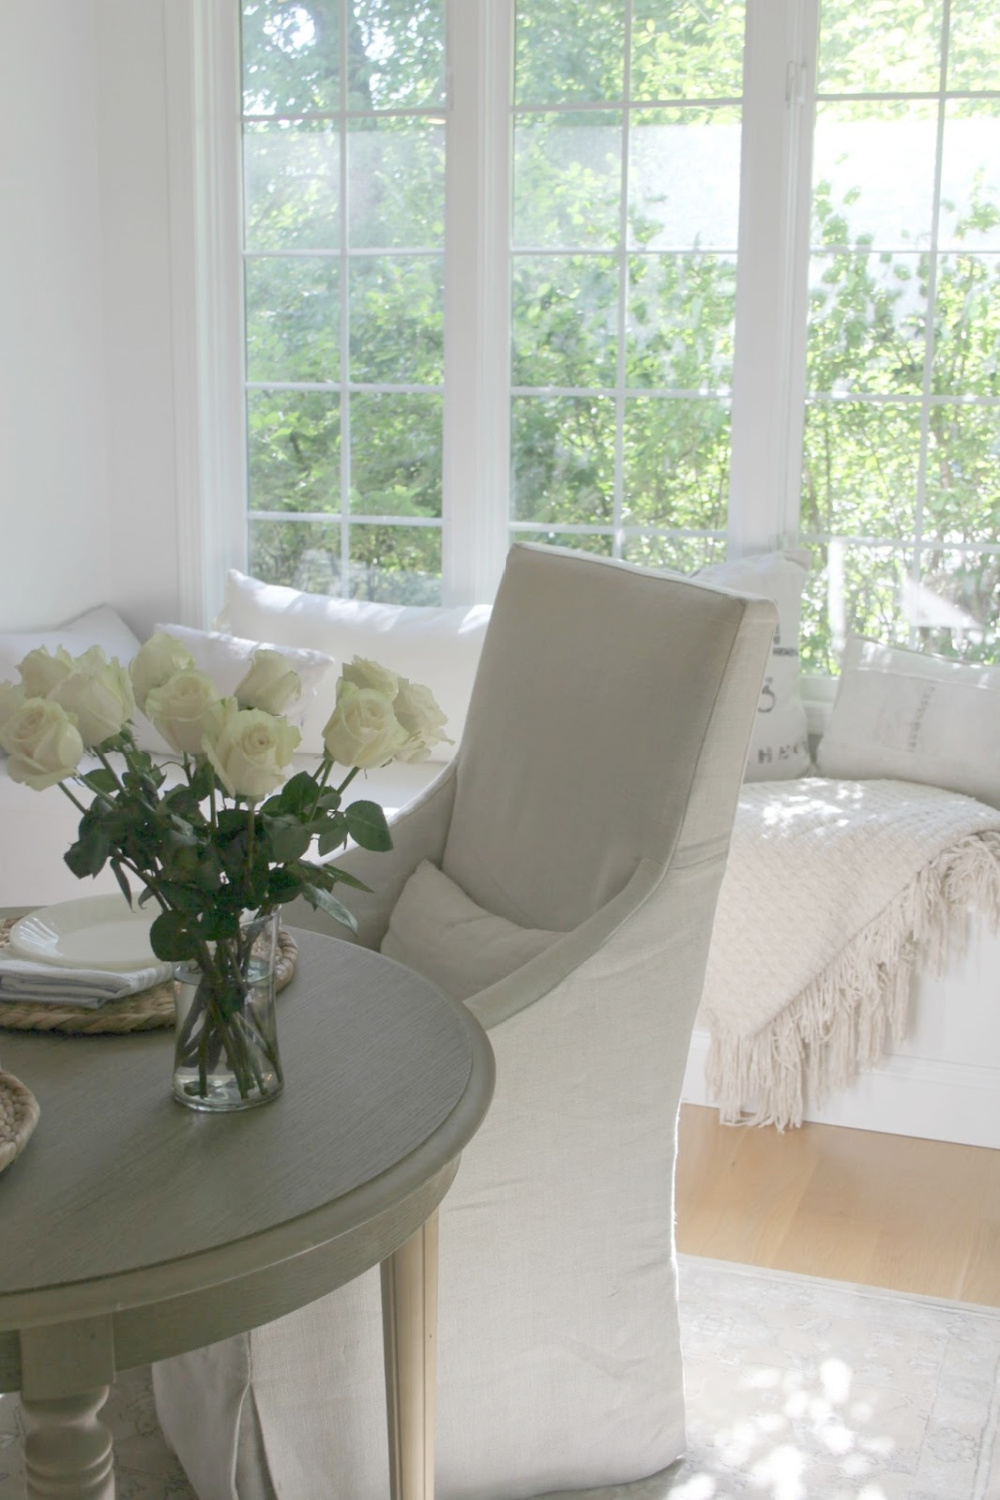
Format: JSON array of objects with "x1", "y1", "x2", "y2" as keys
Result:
[{"x1": 8, "y1": 895, "x2": 158, "y2": 971}]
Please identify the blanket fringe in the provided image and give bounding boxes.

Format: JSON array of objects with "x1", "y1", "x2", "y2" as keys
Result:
[{"x1": 705, "y1": 830, "x2": 1000, "y2": 1130}]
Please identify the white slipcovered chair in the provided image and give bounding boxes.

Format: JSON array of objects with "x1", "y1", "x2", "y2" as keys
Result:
[{"x1": 153, "y1": 543, "x2": 775, "y2": 1499}]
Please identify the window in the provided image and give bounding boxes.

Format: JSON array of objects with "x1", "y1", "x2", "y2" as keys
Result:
[
  {"x1": 241, "y1": 1, "x2": 448, "y2": 603},
  {"x1": 508, "y1": 0, "x2": 744, "y2": 573},
  {"x1": 228, "y1": 0, "x2": 1000, "y2": 665},
  {"x1": 799, "y1": 0, "x2": 1000, "y2": 669}
]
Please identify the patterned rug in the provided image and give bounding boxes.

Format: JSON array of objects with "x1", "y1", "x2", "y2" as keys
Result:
[{"x1": 1, "y1": 1255, "x2": 998, "y2": 1499}]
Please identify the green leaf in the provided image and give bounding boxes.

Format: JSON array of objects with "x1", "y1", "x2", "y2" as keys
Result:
[
  {"x1": 269, "y1": 770, "x2": 319, "y2": 816},
  {"x1": 263, "y1": 817, "x2": 313, "y2": 863},
  {"x1": 149, "y1": 909, "x2": 199, "y2": 962},
  {"x1": 344, "y1": 800, "x2": 392, "y2": 852},
  {"x1": 196, "y1": 908, "x2": 241, "y2": 943},
  {"x1": 186, "y1": 760, "x2": 216, "y2": 801},
  {"x1": 109, "y1": 859, "x2": 134, "y2": 907},
  {"x1": 299, "y1": 860, "x2": 371, "y2": 894},
  {"x1": 327, "y1": 866, "x2": 372, "y2": 892},
  {"x1": 64, "y1": 828, "x2": 111, "y2": 878},
  {"x1": 302, "y1": 883, "x2": 358, "y2": 933},
  {"x1": 155, "y1": 881, "x2": 206, "y2": 913},
  {"x1": 317, "y1": 824, "x2": 349, "y2": 856},
  {"x1": 80, "y1": 768, "x2": 120, "y2": 795},
  {"x1": 217, "y1": 808, "x2": 251, "y2": 837},
  {"x1": 267, "y1": 867, "x2": 304, "y2": 903}
]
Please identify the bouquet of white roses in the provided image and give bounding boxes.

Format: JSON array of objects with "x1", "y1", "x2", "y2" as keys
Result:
[{"x1": 0, "y1": 633, "x2": 448, "y2": 1106}]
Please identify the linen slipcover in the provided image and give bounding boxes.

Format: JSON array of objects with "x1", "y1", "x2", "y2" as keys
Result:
[{"x1": 153, "y1": 543, "x2": 776, "y2": 1499}]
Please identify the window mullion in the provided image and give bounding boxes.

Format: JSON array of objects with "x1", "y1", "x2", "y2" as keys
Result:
[
  {"x1": 728, "y1": 0, "x2": 818, "y2": 558},
  {"x1": 441, "y1": 0, "x2": 513, "y2": 606}
]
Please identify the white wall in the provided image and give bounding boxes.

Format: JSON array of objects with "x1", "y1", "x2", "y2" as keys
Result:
[
  {"x1": 0, "y1": 0, "x2": 184, "y2": 640},
  {"x1": 0, "y1": 0, "x2": 110, "y2": 631},
  {"x1": 97, "y1": 0, "x2": 183, "y2": 639}
]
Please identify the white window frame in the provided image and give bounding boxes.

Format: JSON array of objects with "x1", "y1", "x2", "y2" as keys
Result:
[{"x1": 165, "y1": 0, "x2": 872, "y2": 637}]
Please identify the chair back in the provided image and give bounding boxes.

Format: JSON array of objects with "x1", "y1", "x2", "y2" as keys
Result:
[{"x1": 442, "y1": 543, "x2": 776, "y2": 933}]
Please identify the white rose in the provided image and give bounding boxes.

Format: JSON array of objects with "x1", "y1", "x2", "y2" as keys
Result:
[
  {"x1": 204, "y1": 707, "x2": 300, "y2": 800},
  {"x1": 145, "y1": 669, "x2": 225, "y2": 756},
  {"x1": 0, "y1": 681, "x2": 26, "y2": 736},
  {"x1": 129, "y1": 632, "x2": 196, "y2": 712},
  {"x1": 18, "y1": 645, "x2": 74, "y2": 699},
  {"x1": 235, "y1": 649, "x2": 302, "y2": 716},
  {"x1": 340, "y1": 655, "x2": 400, "y2": 699},
  {"x1": 322, "y1": 682, "x2": 410, "y2": 769},
  {"x1": 49, "y1": 646, "x2": 136, "y2": 748},
  {"x1": 392, "y1": 677, "x2": 451, "y2": 763},
  {"x1": 0, "y1": 698, "x2": 84, "y2": 789}
]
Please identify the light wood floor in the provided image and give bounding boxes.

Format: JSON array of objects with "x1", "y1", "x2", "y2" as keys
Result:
[{"x1": 675, "y1": 1103, "x2": 1000, "y2": 1306}]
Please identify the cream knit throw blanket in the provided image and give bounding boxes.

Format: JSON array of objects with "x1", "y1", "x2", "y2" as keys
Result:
[{"x1": 697, "y1": 777, "x2": 1000, "y2": 1130}]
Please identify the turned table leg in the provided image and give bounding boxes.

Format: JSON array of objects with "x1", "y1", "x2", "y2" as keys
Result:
[
  {"x1": 20, "y1": 1389, "x2": 114, "y2": 1500},
  {"x1": 381, "y1": 1211, "x2": 439, "y2": 1500},
  {"x1": 18, "y1": 1316, "x2": 116, "y2": 1500}
]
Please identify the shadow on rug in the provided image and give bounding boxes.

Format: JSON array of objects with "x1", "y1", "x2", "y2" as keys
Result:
[{"x1": 2, "y1": 1255, "x2": 998, "y2": 1499}]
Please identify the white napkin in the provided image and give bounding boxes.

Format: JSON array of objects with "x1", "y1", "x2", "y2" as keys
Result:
[{"x1": 0, "y1": 957, "x2": 174, "y2": 1008}]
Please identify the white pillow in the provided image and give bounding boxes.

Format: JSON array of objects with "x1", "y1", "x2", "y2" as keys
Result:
[
  {"x1": 154, "y1": 624, "x2": 338, "y2": 758},
  {"x1": 380, "y1": 860, "x2": 560, "y2": 1002},
  {"x1": 0, "y1": 603, "x2": 142, "y2": 685},
  {"x1": 816, "y1": 635, "x2": 1000, "y2": 806},
  {"x1": 0, "y1": 605, "x2": 163, "y2": 754},
  {"x1": 216, "y1": 570, "x2": 491, "y2": 761},
  {"x1": 696, "y1": 551, "x2": 811, "y2": 780}
]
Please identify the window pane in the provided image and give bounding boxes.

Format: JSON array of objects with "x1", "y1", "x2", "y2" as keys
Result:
[
  {"x1": 628, "y1": 107, "x2": 741, "y2": 251},
  {"x1": 514, "y1": 0, "x2": 625, "y2": 105},
  {"x1": 349, "y1": 393, "x2": 442, "y2": 517},
  {"x1": 247, "y1": 390, "x2": 340, "y2": 513},
  {"x1": 346, "y1": 0, "x2": 445, "y2": 111},
  {"x1": 938, "y1": 103, "x2": 1000, "y2": 251},
  {"x1": 245, "y1": 257, "x2": 339, "y2": 384},
  {"x1": 631, "y1": 0, "x2": 744, "y2": 101},
  {"x1": 932, "y1": 255, "x2": 1000, "y2": 396},
  {"x1": 512, "y1": 255, "x2": 619, "y2": 388},
  {"x1": 348, "y1": 122, "x2": 445, "y2": 249},
  {"x1": 946, "y1": 0, "x2": 1000, "y2": 92},
  {"x1": 799, "y1": 542, "x2": 912, "y2": 672},
  {"x1": 348, "y1": 525, "x2": 442, "y2": 602},
  {"x1": 911, "y1": 546, "x2": 999, "y2": 656},
  {"x1": 242, "y1": 1, "x2": 340, "y2": 116},
  {"x1": 806, "y1": 252, "x2": 927, "y2": 396},
  {"x1": 620, "y1": 532, "x2": 726, "y2": 571},
  {"x1": 812, "y1": 103, "x2": 938, "y2": 252},
  {"x1": 923, "y1": 405, "x2": 1000, "y2": 540},
  {"x1": 249, "y1": 519, "x2": 343, "y2": 592},
  {"x1": 511, "y1": 395, "x2": 615, "y2": 524},
  {"x1": 622, "y1": 398, "x2": 730, "y2": 530},
  {"x1": 626, "y1": 253, "x2": 736, "y2": 390},
  {"x1": 513, "y1": 113, "x2": 622, "y2": 249},
  {"x1": 800, "y1": 401, "x2": 921, "y2": 537},
  {"x1": 244, "y1": 122, "x2": 340, "y2": 252},
  {"x1": 349, "y1": 256, "x2": 443, "y2": 384},
  {"x1": 815, "y1": 0, "x2": 944, "y2": 93}
]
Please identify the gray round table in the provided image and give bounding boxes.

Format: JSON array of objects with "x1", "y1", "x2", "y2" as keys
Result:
[{"x1": 0, "y1": 927, "x2": 495, "y2": 1500}]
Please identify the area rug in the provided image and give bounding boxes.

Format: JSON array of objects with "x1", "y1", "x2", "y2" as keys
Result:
[{"x1": 1, "y1": 1255, "x2": 998, "y2": 1499}]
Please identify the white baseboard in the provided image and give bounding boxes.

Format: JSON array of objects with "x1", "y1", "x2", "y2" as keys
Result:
[{"x1": 682, "y1": 1027, "x2": 1000, "y2": 1149}]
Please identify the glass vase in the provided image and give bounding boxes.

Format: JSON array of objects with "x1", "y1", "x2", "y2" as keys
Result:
[{"x1": 171, "y1": 909, "x2": 284, "y2": 1112}]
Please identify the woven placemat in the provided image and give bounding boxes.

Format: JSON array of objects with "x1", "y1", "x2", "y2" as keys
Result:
[
  {"x1": 0, "y1": 918, "x2": 298, "y2": 1035},
  {"x1": 0, "y1": 1070, "x2": 41, "y2": 1173}
]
